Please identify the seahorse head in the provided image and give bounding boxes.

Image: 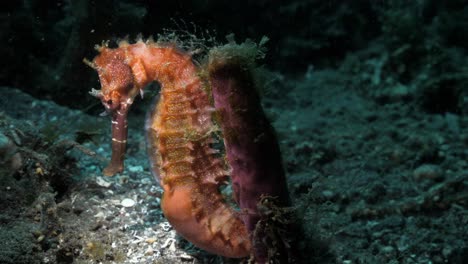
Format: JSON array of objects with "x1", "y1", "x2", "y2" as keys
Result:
[{"x1": 90, "y1": 47, "x2": 136, "y2": 113}]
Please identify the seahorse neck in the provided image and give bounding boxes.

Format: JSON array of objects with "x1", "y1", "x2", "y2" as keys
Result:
[{"x1": 127, "y1": 43, "x2": 198, "y2": 91}]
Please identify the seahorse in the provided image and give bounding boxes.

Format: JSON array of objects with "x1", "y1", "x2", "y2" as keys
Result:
[
  {"x1": 86, "y1": 37, "x2": 292, "y2": 262},
  {"x1": 86, "y1": 39, "x2": 251, "y2": 258}
]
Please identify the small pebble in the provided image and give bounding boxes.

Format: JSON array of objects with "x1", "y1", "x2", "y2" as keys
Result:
[
  {"x1": 146, "y1": 237, "x2": 157, "y2": 244},
  {"x1": 442, "y1": 247, "x2": 452, "y2": 258},
  {"x1": 145, "y1": 248, "x2": 154, "y2": 255},
  {"x1": 37, "y1": 235, "x2": 45, "y2": 242},
  {"x1": 322, "y1": 190, "x2": 334, "y2": 199},
  {"x1": 121, "y1": 198, "x2": 136, "y2": 207},
  {"x1": 169, "y1": 240, "x2": 176, "y2": 252},
  {"x1": 96, "y1": 176, "x2": 111, "y2": 188},
  {"x1": 413, "y1": 164, "x2": 443, "y2": 181},
  {"x1": 381, "y1": 245, "x2": 394, "y2": 254},
  {"x1": 180, "y1": 253, "x2": 193, "y2": 260},
  {"x1": 128, "y1": 165, "x2": 144, "y2": 173},
  {"x1": 94, "y1": 211, "x2": 105, "y2": 218}
]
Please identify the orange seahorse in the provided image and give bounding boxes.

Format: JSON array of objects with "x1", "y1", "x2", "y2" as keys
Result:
[{"x1": 86, "y1": 39, "x2": 251, "y2": 258}]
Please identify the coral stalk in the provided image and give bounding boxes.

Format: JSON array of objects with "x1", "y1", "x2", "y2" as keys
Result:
[{"x1": 208, "y1": 44, "x2": 291, "y2": 262}]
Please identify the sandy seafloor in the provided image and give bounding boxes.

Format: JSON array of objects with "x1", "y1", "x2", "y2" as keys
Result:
[{"x1": 0, "y1": 64, "x2": 466, "y2": 264}]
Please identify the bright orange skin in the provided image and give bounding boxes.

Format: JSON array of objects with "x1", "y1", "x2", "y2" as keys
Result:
[{"x1": 91, "y1": 41, "x2": 251, "y2": 258}]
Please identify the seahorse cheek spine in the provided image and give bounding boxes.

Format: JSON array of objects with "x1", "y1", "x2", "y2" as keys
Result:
[{"x1": 90, "y1": 40, "x2": 251, "y2": 258}]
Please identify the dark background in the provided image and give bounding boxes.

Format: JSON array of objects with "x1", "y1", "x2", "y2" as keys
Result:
[{"x1": 1, "y1": 0, "x2": 467, "y2": 113}]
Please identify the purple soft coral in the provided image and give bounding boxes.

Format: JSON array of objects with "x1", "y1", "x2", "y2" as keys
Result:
[{"x1": 208, "y1": 40, "x2": 292, "y2": 263}]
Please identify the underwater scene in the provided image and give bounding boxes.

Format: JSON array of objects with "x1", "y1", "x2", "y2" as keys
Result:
[{"x1": 1, "y1": 1, "x2": 467, "y2": 263}]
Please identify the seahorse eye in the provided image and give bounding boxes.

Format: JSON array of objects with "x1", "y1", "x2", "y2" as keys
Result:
[{"x1": 107, "y1": 99, "x2": 113, "y2": 106}]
